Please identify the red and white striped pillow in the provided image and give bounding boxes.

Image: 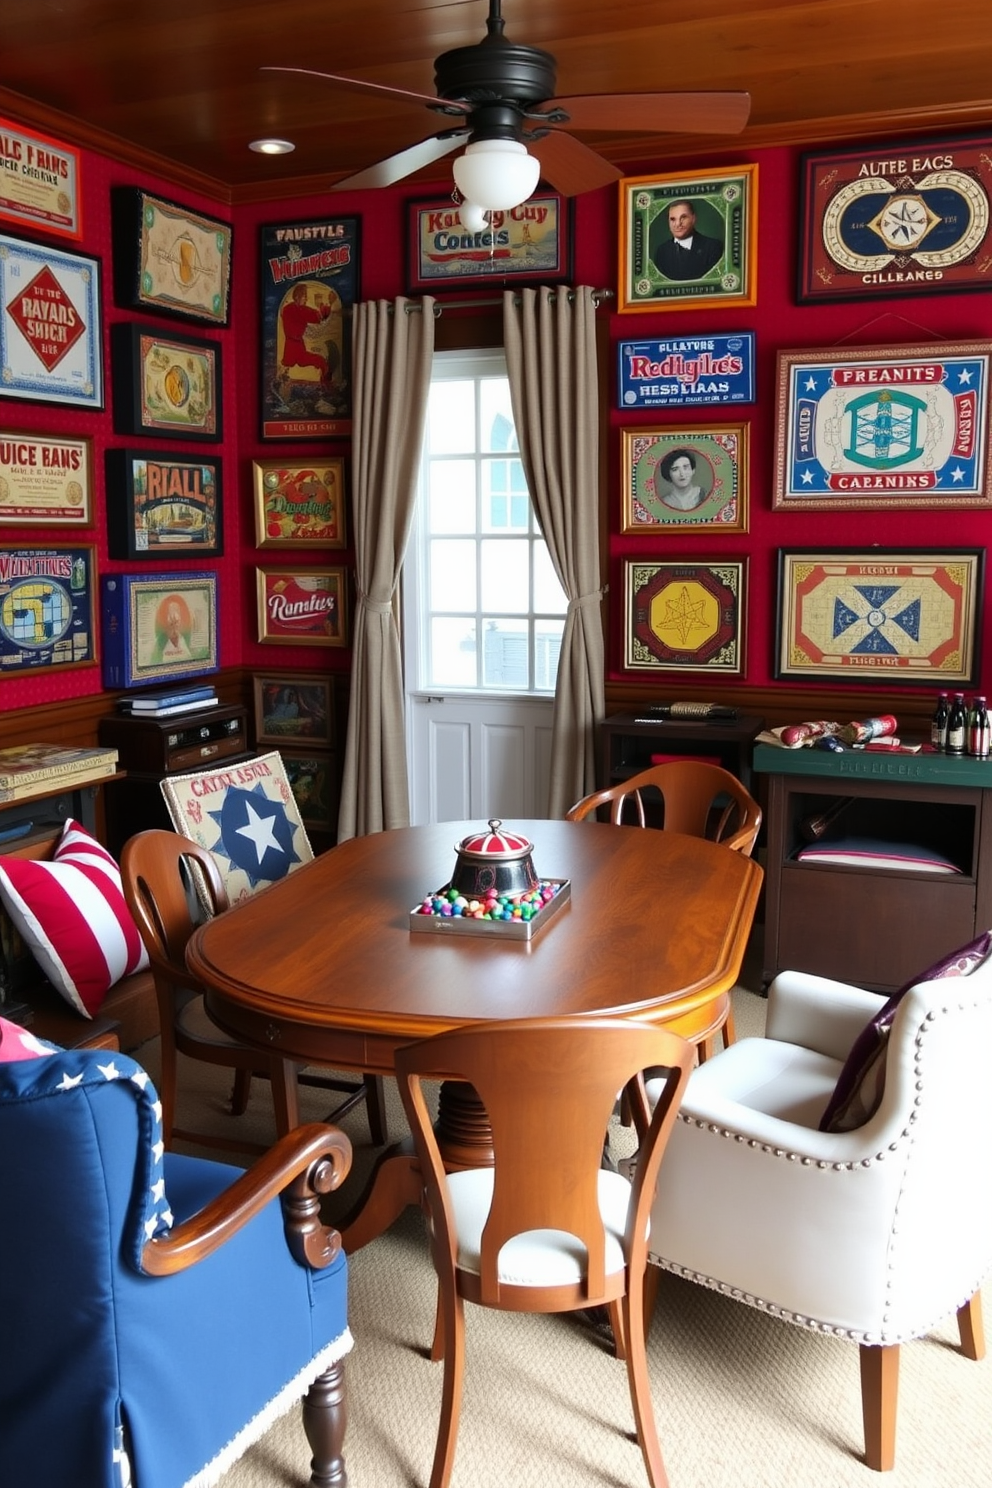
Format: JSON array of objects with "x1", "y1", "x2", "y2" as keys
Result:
[{"x1": 0, "y1": 820, "x2": 149, "y2": 1018}]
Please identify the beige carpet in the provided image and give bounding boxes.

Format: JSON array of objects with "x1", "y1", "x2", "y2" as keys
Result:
[{"x1": 139, "y1": 960, "x2": 992, "y2": 1488}]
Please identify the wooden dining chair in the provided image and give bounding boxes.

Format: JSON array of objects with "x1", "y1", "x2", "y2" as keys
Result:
[
  {"x1": 394, "y1": 1016, "x2": 694, "y2": 1488},
  {"x1": 121, "y1": 829, "x2": 386, "y2": 1153},
  {"x1": 568, "y1": 761, "x2": 761, "y2": 1061},
  {"x1": 567, "y1": 758, "x2": 762, "y2": 855}
]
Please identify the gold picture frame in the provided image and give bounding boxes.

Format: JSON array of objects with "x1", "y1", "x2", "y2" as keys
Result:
[{"x1": 252, "y1": 458, "x2": 347, "y2": 548}]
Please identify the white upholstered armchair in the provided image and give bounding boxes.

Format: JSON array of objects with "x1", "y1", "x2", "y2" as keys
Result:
[{"x1": 644, "y1": 962, "x2": 992, "y2": 1470}]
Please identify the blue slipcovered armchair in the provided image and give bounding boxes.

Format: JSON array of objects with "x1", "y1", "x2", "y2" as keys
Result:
[{"x1": 0, "y1": 1018, "x2": 353, "y2": 1488}]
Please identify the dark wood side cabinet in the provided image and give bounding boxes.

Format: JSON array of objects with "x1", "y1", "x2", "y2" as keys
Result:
[
  {"x1": 600, "y1": 713, "x2": 765, "y2": 792},
  {"x1": 99, "y1": 705, "x2": 252, "y2": 857},
  {"x1": 756, "y1": 744, "x2": 992, "y2": 993}
]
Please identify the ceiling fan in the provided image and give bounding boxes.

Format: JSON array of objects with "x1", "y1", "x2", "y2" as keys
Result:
[{"x1": 264, "y1": 0, "x2": 750, "y2": 226}]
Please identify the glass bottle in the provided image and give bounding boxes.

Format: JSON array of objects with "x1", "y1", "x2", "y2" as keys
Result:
[
  {"x1": 931, "y1": 692, "x2": 949, "y2": 751},
  {"x1": 947, "y1": 692, "x2": 967, "y2": 756},
  {"x1": 969, "y1": 696, "x2": 991, "y2": 759}
]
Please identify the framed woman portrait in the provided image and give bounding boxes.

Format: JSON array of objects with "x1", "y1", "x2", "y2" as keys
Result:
[{"x1": 621, "y1": 424, "x2": 749, "y2": 532}]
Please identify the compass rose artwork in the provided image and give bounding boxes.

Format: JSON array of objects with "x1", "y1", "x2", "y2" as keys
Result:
[
  {"x1": 773, "y1": 341, "x2": 992, "y2": 510},
  {"x1": 625, "y1": 559, "x2": 745, "y2": 674},
  {"x1": 799, "y1": 133, "x2": 992, "y2": 303}
]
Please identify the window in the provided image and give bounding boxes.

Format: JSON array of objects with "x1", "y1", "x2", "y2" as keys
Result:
[{"x1": 407, "y1": 349, "x2": 566, "y2": 694}]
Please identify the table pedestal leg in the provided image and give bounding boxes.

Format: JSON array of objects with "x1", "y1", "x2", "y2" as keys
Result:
[{"x1": 337, "y1": 1080, "x2": 492, "y2": 1252}]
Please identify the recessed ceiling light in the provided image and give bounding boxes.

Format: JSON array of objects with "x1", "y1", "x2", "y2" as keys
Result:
[{"x1": 249, "y1": 138, "x2": 296, "y2": 155}]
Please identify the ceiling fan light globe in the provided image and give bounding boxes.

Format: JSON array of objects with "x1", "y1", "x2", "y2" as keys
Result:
[
  {"x1": 459, "y1": 201, "x2": 490, "y2": 233},
  {"x1": 452, "y1": 139, "x2": 540, "y2": 211}
]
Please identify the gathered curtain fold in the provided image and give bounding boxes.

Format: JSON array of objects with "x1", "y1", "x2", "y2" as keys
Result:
[
  {"x1": 337, "y1": 297, "x2": 435, "y2": 841},
  {"x1": 502, "y1": 286, "x2": 605, "y2": 819}
]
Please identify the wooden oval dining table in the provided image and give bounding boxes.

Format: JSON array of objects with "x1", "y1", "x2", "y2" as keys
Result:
[{"x1": 186, "y1": 817, "x2": 763, "y2": 1249}]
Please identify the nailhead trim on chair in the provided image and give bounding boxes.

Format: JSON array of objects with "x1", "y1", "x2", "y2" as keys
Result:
[{"x1": 653, "y1": 995, "x2": 992, "y2": 1346}]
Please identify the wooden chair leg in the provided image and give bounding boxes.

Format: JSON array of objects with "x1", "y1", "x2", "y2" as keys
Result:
[
  {"x1": 230, "y1": 1068, "x2": 252, "y2": 1115},
  {"x1": 622, "y1": 1276, "x2": 670, "y2": 1488},
  {"x1": 302, "y1": 1358, "x2": 347, "y2": 1488},
  {"x1": 429, "y1": 1286, "x2": 466, "y2": 1488},
  {"x1": 608, "y1": 1298, "x2": 627, "y2": 1360},
  {"x1": 721, "y1": 1004, "x2": 736, "y2": 1049},
  {"x1": 430, "y1": 1284, "x2": 444, "y2": 1362},
  {"x1": 642, "y1": 1260, "x2": 662, "y2": 1339},
  {"x1": 363, "y1": 1074, "x2": 388, "y2": 1146},
  {"x1": 859, "y1": 1342, "x2": 899, "y2": 1471},
  {"x1": 270, "y1": 1057, "x2": 301, "y2": 1138},
  {"x1": 958, "y1": 1292, "x2": 986, "y2": 1360}
]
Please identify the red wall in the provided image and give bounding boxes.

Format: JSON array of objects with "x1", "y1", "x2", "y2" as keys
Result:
[{"x1": 2, "y1": 122, "x2": 990, "y2": 714}]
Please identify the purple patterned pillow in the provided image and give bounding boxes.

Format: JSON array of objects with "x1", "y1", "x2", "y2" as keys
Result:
[{"x1": 818, "y1": 929, "x2": 992, "y2": 1133}]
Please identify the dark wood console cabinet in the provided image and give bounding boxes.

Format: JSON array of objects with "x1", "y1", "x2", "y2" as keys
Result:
[
  {"x1": 756, "y1": 744, "x2": 992, "y2": 993},
  {"x1": 98, "y1": 705, "x2": 252, "y2": 857}
]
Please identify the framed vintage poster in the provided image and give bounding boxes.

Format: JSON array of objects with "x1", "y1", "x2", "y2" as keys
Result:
[
  {"x1": 256, "y1": 566, "x2": 347, "y2": 647},
  {"x1": 111, "y1": 187, "x2": 232, "y2": 326},
  {"x1": 0, "y1": 545, "x2": 96, "y2": 676},
  {"x1": 798, "y1": 133, "x2": 992, "y2": 304},
  {"x1": 0, "y1": 432, "x2": 93, "y2": 526},
  {"x1": 259, "y1": 216, "x2": 360, "y2": 440},
  {"x1": 618, "y1": 165, "x2": 758, "y2": 313},
  {"x1": 100, "y1": 570, "x2": 219, "y2": 689},
  {"x1": 279, "y1": 748, "x2": 338, "y2": 834},
  {"x1": 0, "y1": 234, "x2": 102, "y2": 409},
  {"x1": 252, "y1": 458, "x2": 346, "y2": 548},
  {"x1": 621, "y1": 424, "x2": 748, "y2": 533},
  {"x1": 111, "y1": 322, "x2": 222, "y2": 442},
  {"x1": 406, "y1": 193, "x2": 571, "y2": 290},
  {"x1": 624, "y1": 558, "x2": 746, "y2": 674},
  {"x1": 775, "y1": 548, "x2": 983, "y2": 685},
  {"x1": 253, "y1": 671, "x2": 335, "y2": 748},
  {"x1": 618, "y1": 332, "x2": 756, "y2": 409},
  {"x1": 105, "y1": 449, "x2": 222, "y2": 560},
  {"x1": 773, "y1": 340, "x2": 992, "y2": 510},
  {"x1": 0, "y1": 116, "x2": 82, "y2": 241}
]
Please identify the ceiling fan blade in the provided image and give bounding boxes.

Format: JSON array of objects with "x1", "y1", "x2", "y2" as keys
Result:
[
  {"x1": 547, "y1": 91, "x2": 751, "y2": 136},
  {"x1": 261, "y1": 66, "x2": 471, "y2": 116},
  {"x1": 528, "y1": 130, "x2": 623, "y2": 197},
  {"x1": 331, "y1": 131, "x2": 468, "y2": 192}
]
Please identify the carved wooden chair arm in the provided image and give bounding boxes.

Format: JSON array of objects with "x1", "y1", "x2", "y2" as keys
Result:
[{"x1": 142, "y1": 1122, "x2": 352, "y2": 1276}]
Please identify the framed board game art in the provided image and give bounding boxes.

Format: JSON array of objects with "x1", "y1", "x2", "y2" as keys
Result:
[
  {"x1": 0, "y1": 234, "x2": 102, "y2": 409},
  {"x1": 111, "y1": 186, "x2": 232, "y2": 326},
  {"x1": 0, "y1": 116, "x2": 82, "y2": 241},
  {"x1": 775, "y1": 548, "x2": 983, "y2": 685},
  {"x1": 0, "y1": 432, "x2": 93, "y2": 526},
  {"x1": 799, "y1": 133, "x2": 992, "y2": 304},
  {"x1": 0, "y1": 545, "x2": 97, "y2": 676},
  {"x1": 259, "y1": 216, "x2": 360, "y2": 440},
  {"x1": 111, "y1": 322, "x2": 222, "y2": 442},
  {"x1": 100, "y1": 570, "x2": 219, "y2": 689},
  {"x1": 624, "y1": 558, "x2": 746, "y2": 675},
  {"x1": 252, "y1": 458, "x2": 346, "y2": 548},
  {"x1": 406, "y1": 193, "x2": 570, "y2": 289},
  {"x1": 773, "y1": 340, "x2": 992, "y2": 510},
  {"x1": 253, "y1": 671, "x2": 335, "y2": 748},
  {"x1": 256, "y1": 566, "x2": 347, "y2": 647},
  {"x1": 105, "y1": 449, "x2": 222, "y2": 560},
  {"x1": 621, "y1": 424, "x2": 748, "y2": 533},
  {"x1": 617, "y1": 333, "x2": 756, "y2": 409},
  {"x1": 618, "y1": 165, "x2": 758, "y2": 313}
]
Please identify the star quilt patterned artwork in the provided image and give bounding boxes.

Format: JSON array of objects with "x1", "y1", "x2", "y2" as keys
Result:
[{"x1": 160, "y1": 751, "x2": 313, "y2": 905}]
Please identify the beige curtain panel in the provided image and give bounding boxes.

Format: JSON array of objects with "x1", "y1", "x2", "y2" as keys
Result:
[
  {"x1": 503, "y1": 286, "x2": 605, "y2": 819},
  {"x1": 338, "y1": 297, "x2": 436, "y2": 841}
]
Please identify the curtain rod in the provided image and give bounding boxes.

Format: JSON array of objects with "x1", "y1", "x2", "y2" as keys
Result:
[{"x1": 401, "y1": 288, "x2": 614, "y2": 315}]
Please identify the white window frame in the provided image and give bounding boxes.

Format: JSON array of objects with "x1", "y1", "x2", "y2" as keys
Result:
[{"x1": 403, "y1": 347, "x2": 565, "y2": 700}]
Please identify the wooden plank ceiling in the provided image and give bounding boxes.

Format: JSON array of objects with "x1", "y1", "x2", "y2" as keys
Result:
[{"x1": 0, "y1": 0, "x2": 990, "y2": 201}]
